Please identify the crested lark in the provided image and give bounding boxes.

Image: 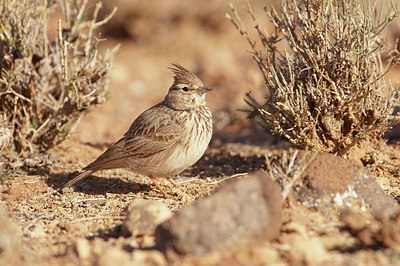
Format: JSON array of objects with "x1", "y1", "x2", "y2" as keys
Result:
[{"x1": 63, "y1": 64, "x2": 213, "y2": 196}]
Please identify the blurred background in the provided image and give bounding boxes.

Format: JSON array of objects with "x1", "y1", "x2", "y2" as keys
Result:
[
  {"x1": 62, "y1": 0, "x2": 400, "y2": 146},
  {"x1": 61, "y1": 0, "x2": 278, "y2": 146}
]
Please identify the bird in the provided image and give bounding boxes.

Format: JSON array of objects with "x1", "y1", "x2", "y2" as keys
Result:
[{"x1": 62, "y1": 63, "x2": 213, "y2": 196}]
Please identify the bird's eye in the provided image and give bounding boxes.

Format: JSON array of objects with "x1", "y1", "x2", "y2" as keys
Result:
[{"x1": 182, "y1": 87, "x2": 189, "y2": 92}]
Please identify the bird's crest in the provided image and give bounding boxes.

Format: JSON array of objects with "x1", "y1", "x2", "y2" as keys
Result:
[{"x1": 168, "y1": 63, "x2": 203, "y2": 87}]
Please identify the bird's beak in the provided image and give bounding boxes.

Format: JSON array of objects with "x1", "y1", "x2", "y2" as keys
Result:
[{"x1": 201, "y1": 86, "x2": 213, "y2": 92}]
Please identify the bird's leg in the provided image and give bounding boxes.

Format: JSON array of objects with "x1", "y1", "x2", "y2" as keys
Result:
[
  {"x1": 149, "y1": 176, "x2": 169, "y2": 198},
  {"x1": 166, "y1": 177, "x2": 178, "y2": 187}
]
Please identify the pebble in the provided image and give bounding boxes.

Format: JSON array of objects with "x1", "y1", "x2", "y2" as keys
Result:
[
  {"x1": 132, "y1": 250, "x2": 167, "y2": 266},
  {"x1": 74, "y1": 238, "x2": 90, "y2": 260},
  {"x1": 122, "y1": 199, "x2": 172, "y2": 237},
  {"x1": 97, "y1": 247, "x2": 132, "y2": 266}
]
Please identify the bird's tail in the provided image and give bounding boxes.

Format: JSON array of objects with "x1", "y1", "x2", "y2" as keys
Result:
[{"x1": 62, "y1": 169, "x2": 95, "y2": 191}]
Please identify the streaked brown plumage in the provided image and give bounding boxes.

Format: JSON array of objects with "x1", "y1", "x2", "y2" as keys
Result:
[{"x1": 62, "y1": 64, "x2": 213, "y2": 195}]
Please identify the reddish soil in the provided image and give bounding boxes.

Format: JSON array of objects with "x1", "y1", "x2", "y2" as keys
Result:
[{"x1": 1, "y1": 1, "x2": 400, "y2": 265}]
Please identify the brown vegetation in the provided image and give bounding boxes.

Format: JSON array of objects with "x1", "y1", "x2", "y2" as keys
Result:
[
  {"x1": 229, "y1": 0, "x2": 400, "y2": 155},
  {"x1": 0, "y1": 0, "x2": 117, "y2": 156}
]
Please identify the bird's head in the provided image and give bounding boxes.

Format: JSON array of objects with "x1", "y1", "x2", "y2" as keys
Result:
[{"x1": 165, "y1": 63, "x2": 212, "y2": 110}]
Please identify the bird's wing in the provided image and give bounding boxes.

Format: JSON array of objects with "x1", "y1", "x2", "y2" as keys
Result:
[{"x1": 83, "y1": 104, "x2": 184, "y2": 171}]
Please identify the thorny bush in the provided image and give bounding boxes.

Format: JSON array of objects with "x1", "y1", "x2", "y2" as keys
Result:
[
  {"x1": 228, "y1": 0, "x2": 400, "y2": 155},
  {"x1": 0, "y1": 0, "x2": 118, "y2": 157}
]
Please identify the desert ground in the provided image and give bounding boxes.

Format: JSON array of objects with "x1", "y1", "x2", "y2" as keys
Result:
[{"x1": 1, "y1": 0, "x2": 400, "y2": 265}]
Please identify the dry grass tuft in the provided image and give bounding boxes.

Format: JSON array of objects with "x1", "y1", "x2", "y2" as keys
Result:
[
  {"x1": 264, "y1": 150, "x2": 317, "y2": 200},
  {"x1": 0, "y1": 0, "x2": 118, "y2": 157},
  {"x1": 228, "y1": 0, "x2": 400, "y2": 155}
]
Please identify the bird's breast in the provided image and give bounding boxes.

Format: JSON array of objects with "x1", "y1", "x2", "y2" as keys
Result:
[{"x1": 139, "y1": 107, "x2": 212, "y2": 177}]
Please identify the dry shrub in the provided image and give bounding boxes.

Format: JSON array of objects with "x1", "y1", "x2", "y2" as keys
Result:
[
  {"x1": 228, "y1": 0, "x2": 400, "y2": 155},
  {"x1": 0, "y1": 0, "x2": 118, "y2": 157}
]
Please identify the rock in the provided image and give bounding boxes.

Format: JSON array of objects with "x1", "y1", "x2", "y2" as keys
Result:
[
  {"x1": 340, "y1": 207, "x2": 400, "y2": 250},
  {"x1": 0, "y1": 126, "x2": 12, "y2": 151},
  {"x1": 384, "y1": 107, "x2": 400, "y2": 140},
  {"x1": 23, "y1": 224, "x2": 47, "y2": 239},
  {"x1": 155, "y1": 171, "x2": 282, "y2": 257},
  {"x1": 122, "y1": 199, "x2": 172, "y2": 237},
  {"x1": 97, "y1": 247, "x2": 132, "y2": 266},
  {"x1": 291, "y1": 152, "x2": 397, "y2": 216},
  {"x1": 280, "y1": 221, "x2": 330, "y2": 264},
  {"x1": 74, "y1": 238, "x2": 91, "y2": 260},
  {"x1": 385, "y1": 123, "x2": 400, "y2": 140},
  {"x1": 0, "y1": 209, "x2": 26, "y2": 265},
  {"x1": 132, "y1": 250, "x2": 167, "y2": 266}
]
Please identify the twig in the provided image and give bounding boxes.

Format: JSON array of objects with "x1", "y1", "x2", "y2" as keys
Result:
[
  {"x1": 179, "y1": 172, "x2": 249, "y2": 185},
  {"x1": 93, "y1": 7, "x2": 118, "y2": 29},
  {"x1": 69, "y1": 216, "x2": 126, "y2": 223},
  {"x1": 205, "y1": 172, "x2": 248, "y2": 184},
  {"x1": 34, "y1": 189, "x2": 60, "y2": 200},
  {"x1": 73, "y1": 198, "x2": 106, "y2": 203}
]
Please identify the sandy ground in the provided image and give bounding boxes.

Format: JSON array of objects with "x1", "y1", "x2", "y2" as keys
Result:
[{"x1": 1, "y1": 1, "x2": 400, "y2": 265}]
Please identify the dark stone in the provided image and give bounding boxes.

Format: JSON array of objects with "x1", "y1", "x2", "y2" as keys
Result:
[{"x1": 155, "y1": 171, "x2": 282, "y2": 257}]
